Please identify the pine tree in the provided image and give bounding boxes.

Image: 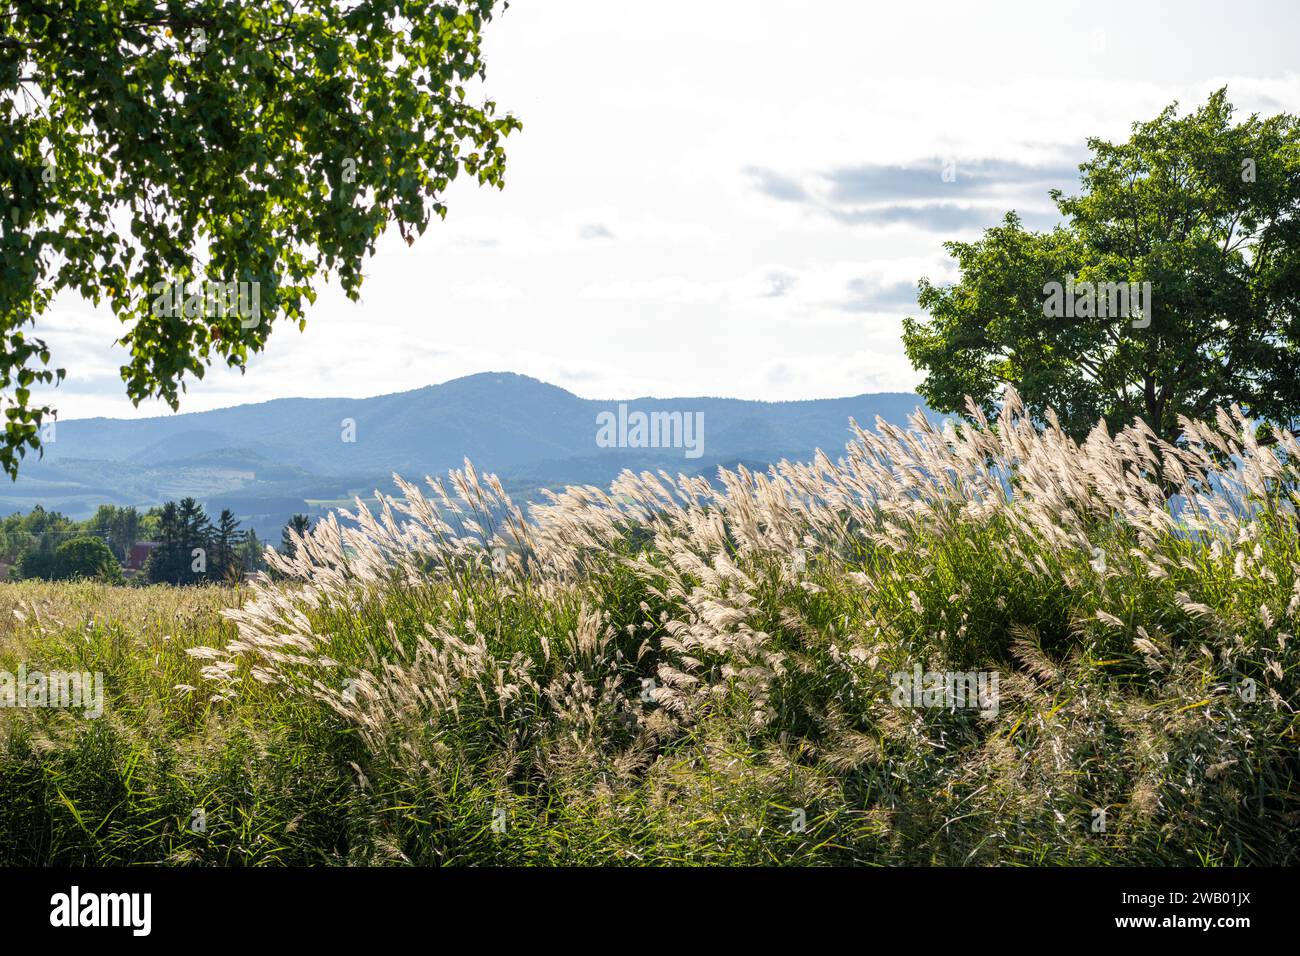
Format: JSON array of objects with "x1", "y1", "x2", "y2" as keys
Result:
[
  {"x1": 211, "y1": 509, "x2": 246, "y2": 583},
  {"x1": 146, "y1": 499, "x2": 213, "y2": 585},
  {"x1": 145, "y1": 502, "x2": 183, "y2": 584},
  {"x1": 177, "y1": 498, "x2": 212, "y2": 583},
  {"x1": 281, "y1": 514, "x2": 312, "y2": 559}
]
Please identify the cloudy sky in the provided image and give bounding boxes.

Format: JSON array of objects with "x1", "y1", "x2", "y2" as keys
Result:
[{"x1": 34, "y1": 0, "x2": 1300, "y2": 420}]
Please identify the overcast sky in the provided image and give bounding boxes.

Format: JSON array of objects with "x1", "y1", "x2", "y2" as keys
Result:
[{"x1": 34, "y1": 0, "x2": 1300, "y2": 420}]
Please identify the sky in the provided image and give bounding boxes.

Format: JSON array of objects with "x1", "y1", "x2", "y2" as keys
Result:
[{"x1": 32, "y1": 0, "x2": 1300, "y2": 420}]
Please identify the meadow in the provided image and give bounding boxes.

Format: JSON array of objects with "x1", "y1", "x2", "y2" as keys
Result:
[{"x1": 1, "y1": 390, "x2": 1297, "y2": 866}]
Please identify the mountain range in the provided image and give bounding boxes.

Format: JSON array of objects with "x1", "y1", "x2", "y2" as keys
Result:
[{"x1": 3, "y1": 373, "x2": 934, "y2": 537}]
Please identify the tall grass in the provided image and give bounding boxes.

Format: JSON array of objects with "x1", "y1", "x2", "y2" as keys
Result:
[{"x1": 2, "y1": 389, "x2": 1298, "y2": 865}]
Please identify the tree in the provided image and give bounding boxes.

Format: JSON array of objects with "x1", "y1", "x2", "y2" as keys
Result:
[
  {"x1": 145, "y1": 497, "x2": 211, "y2": 584},
  {"x1": 15, "y1": 543, "x2": 55, "y2": 580},
  {"x1": 87, "y1": 505, "x2": 141, "y2": 561},
  {"x1": 6, "y1": 504, "x2": 74, "y2": 577},
  {"x1": 2, "y1": 1, "x2": 520, "y2": 476},
  {"x1": 210, "y1": 508, "x2": 245, "y2": 582},
  {"x1": 52, "y1": 536, "x2": 121, "y2": 582},
  {"x1": 281, "y1": 513, "x2": 312, "y2": 558},
  {"x1": 902, "y1": 89, "x2": 1300, "y2": 445},
  {"x1": 145, "y1": 501, "x2": 184, "y2": 584},
  {"x1": 238, "y1": 528, "x2": 267, "y2": 575}
]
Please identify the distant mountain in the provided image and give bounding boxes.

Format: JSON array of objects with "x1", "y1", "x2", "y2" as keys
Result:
[{"x1": 4, "y1": 373, "x2": 935, "y2": 537}]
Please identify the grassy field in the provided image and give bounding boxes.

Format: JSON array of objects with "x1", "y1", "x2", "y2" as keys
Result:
[{"x1": 2, "y1": 393, "x2": 1298, "y2": 865}]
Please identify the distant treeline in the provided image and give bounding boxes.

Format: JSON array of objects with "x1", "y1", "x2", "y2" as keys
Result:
[{"x1": 0, "y1": 502, "x2": 314, "y2": 585}]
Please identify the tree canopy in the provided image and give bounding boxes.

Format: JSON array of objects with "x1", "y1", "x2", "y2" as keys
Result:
[
  {"x1": 903, "y1": 89, "x2": 1300, "y2": 444},
  {"x1": 2, "y1": 0, "x2": 519, "y2": 475},
  {"x1": 52, "y1": 535, "x2": 121, "y2": 582},
  {"x1": 281, "y1": 512, "x2": 311, "y2": 558}
]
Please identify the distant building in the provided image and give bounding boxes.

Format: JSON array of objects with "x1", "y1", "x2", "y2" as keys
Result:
[{"x1": 124, "y1": 542, "x2": 160, "y2": 574}]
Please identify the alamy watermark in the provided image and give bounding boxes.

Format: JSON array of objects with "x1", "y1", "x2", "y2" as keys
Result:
[
  {"x1": 50, "y1": 886, "x2": 150, "y2": 936},
  {"x1": 151, "y1": 279, "x2": 261, "y2": 327},
  {"x1": 0, "y1": 664, "x2": 104, "y2": 718},
  {"x1": 596, "y1": 404, "x2": 704, "y2": 459},
  {"x1": 1042, "y1": 278, "x2": 1151, "y2": 329},
  {"x1": 890, "y1": 664, "x2": 999, "y2": 718}
]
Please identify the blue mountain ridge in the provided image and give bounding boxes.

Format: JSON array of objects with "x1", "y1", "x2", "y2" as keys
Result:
[{"x1": 5, "y1": 372, "x2": 936, "y2": 537}]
